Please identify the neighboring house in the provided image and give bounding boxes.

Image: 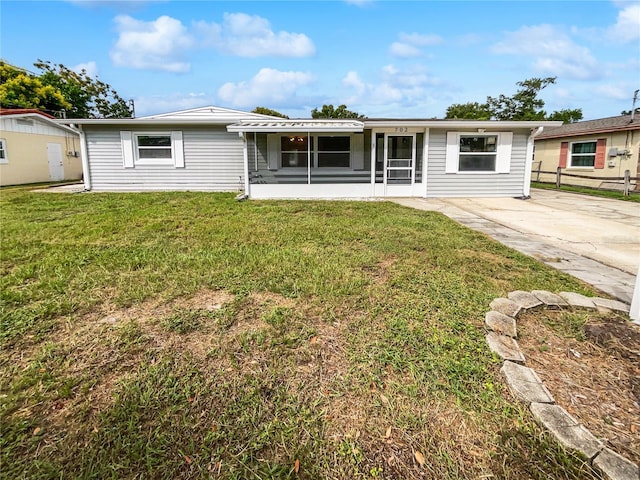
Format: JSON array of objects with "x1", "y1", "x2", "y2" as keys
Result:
[
  {"x1": 533, "y1": 114, "x2": 640, "y2": 190},
  {"x1": 0, "y1": 109, "x2": 82, "y2": 186},
  {"x1": 64, "y1": 106, "x2": 561, "y2": 199}
]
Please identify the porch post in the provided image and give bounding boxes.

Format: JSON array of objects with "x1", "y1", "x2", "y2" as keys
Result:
[
  {"x1": 370, "y1": 130, "x2": 376, "y2": 196},
  {"x1": 307, "y1": 130, "x2": 311, "y2": 185},
  {"x1": 241, "y1": 133, "x2": 250, "y2": 197}
]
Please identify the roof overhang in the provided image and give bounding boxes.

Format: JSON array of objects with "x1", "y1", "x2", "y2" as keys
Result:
[
  {"x1": 57, "y1": 118, "x2": 241, "y2": 126},
  {"x1": 2, "y1": 112, "x2": 79, "y2": 135},
  {"x1": 363, "y1": 120, "x2": 563, "y2": 129},
  {"x1": 227, "y1": 120, "x2": 365, "y2": 133}
]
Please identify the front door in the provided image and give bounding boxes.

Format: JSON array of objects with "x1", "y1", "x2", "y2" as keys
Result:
[
  {"x1": 384, "y1": 134, "x2": 415, "y2": 196},
  {"x1": 47, "y1": 143, "x2": 65, "y2": 181}
]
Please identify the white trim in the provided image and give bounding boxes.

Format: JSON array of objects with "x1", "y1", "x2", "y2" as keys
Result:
[
  {"x1": 79, "y1": 127, "x2": 91, "y2": 190},
  {"x1": 228, "y1": 119, "x2": 364, "y2": 133},
  {"x1": 0, "y1": 138, "x2": 7, "y2": 164},
  {"x1": 241, "y1": 133, "x2": 250, "y2": 195},
  {"x1": 421, "y1": 128, "x2": 429, "y2": 197},
  {"x1": 445, "y1": 132, "x2": 512, "y2": 174},
  {"x1": 567, "y1": 140, "x2": 597, "y2": 168},
  {"x1": 120, "y1": 131, "x2": 134, "y2": 168},
  {"x1": 172, "y1": 131, "x2": 184, "y2": 168},
  {"x1": 524, "y1": 127, "x2": 544, "y2": 197}
]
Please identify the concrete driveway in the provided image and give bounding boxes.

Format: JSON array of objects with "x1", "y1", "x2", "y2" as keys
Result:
[{"x1": 394, "y1": 189, "x2": 639, "y2": 303}]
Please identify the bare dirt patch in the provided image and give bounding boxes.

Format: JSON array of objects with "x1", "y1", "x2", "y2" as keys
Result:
[{"x1": 517, "y1": 309, "x2": 640, "y2": 465}]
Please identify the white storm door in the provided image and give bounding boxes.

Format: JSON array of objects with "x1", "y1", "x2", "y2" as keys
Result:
[{"x1": 384, "y1": 134, "x2": 415, "y2": 196}]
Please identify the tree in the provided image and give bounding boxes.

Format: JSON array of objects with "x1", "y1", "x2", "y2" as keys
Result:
[
  {"x1": 547, "y1": 108, "x2": 583, "y2": 123},
  {"x1": 445, "y1": 77, "x2": 583, "y2": 123},
  {"x1": 34, "y1": 60, "x2": 132, "y2": 118},
  {"x1": 252, "y1": 106, "x2": 289, "y2": 118},
  {"x1": 0, "y1": 62, "x2": 70, "y2": 114},
  {"x1": 311, "y1": 104, "x2": 366, "y2": 119},
  {"x1": 445, "y1": 102, "x2": 493, "y2": 120}
]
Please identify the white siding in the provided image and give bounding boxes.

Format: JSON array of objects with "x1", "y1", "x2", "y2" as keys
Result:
[
  {"x1": 85, "y1": 127, "x2": 244, "y2": 191},
  {"x1": 426, "y1": 129, "x2": 529, "y2": 198},
  {"x1": 0, "y1": 117, "x2": 76, "y2": 138}
]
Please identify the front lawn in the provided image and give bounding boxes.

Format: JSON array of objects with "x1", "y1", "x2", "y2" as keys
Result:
[{"x1": 0, "y1": 190, "x2": 600, "y2": 479}]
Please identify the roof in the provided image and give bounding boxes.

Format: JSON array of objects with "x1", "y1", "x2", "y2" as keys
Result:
[
  {"x1": 536, "y1": 115, "x2": 640, "y2": 140},
  {"x1": 0, "y1": 108, "x2": 55, "y2": 119},
  {"x1": 0, "y1": 109, "x2": 78, "y2": 135},
  {"x1": 61, "y1": 105, "x2": 281, "y2": 126},
  {"x1": 227, "y1": 119, "x2": 365, "y2": 133},
  {"x1": 228, "y1": 118, "x2": 561, "y2": 133}
]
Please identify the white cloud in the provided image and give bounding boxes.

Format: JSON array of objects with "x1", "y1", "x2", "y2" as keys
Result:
[
  {"x1": 492, "y1": 24, "x2": 600, "y2": 80},
  {"x1": 609, "y1": 4, "x2": 640, "y2": 42},
  {"x1": 133, "y1": 92, "x2": 211, "y2": 117},
  {"x1": 194, "y1": 13, "x2": 315, "y2": 57},
  {"x1": 217, "y1": 68, "x2": 315, "y2": 108},
  {"x1": 398, "y1": 32, "x2": 443, "y2": 46},
  {"x1": 594, "y1": 83, "x2": 635, "y2": 100},
  {"x1": 341, "y1": 64, "x2": 441, "y2": 108},
  {"x1": 110, "y1": 15, "x2": 194, "y2": 72},
  {"x1": 389, "y1": 42, "x2": 422, "y2": 57},
  {"x1": 71, "y1": 61, "x2": 98, "y2": 77},
  {"x1": 389, "y1": 31, "x2": 442, "y2": 58}
]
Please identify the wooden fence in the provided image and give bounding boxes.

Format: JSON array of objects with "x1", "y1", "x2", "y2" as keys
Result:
[{"x1": 532, "y1": 162, "x2": 639, "y2": 196}]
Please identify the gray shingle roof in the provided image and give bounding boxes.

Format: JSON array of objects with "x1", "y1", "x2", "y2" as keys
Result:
[{"x1": 536, "y1": 114, "x2": 640, "y2": 139}]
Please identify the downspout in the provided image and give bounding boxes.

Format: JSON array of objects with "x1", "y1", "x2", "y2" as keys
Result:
[
  {"x1": 523, "y1": 126, "x2": 544, "y2": 198},
  {"x1": 77, "y1": 125, "x2": 91, "y2": 191}
]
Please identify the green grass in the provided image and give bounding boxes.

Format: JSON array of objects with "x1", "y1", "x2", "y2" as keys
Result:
[
  {"x1": 532, "y1": 181, "x2": 640, "y2": 202},
  {"x1": 0, "y1": 190, "x2": 601, "y2": 479}
]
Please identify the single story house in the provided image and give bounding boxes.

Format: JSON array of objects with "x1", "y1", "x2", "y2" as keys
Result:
[
  {"x1": 533, "y1": 114, "x2": 640, "y2": 190},
  {"x1": 0, "y1": 109, "x2": 82, "y2": 186},
  {"x1": 63, "y1": 106, "x2": 562, "y2": 199}
]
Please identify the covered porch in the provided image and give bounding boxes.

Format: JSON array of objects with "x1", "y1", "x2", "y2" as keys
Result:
[{"x1": 227, "y1": 119, "x2": 427, "y2": 199}]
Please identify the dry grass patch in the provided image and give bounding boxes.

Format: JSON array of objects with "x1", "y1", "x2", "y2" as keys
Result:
[{"x1": 517, "y1": 309, "x2": 640, "y2": 465}]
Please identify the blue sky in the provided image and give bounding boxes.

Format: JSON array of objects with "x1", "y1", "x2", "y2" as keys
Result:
[{"x1": 2, "y1": 0, "x2": 639, "y2": 119}]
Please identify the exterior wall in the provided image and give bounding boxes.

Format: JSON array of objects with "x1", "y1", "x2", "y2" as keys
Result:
[
  {"x1": 426, "y1": 129, "x2": 530, "y2": 198},
  {"x1": 84, "y1": 126, "x2": 245, "y2": 191},
  {"x1": 0, "y1": 120, "x2": 81, "y2": 186},
  {"x1": 534, "y1": 130, "x2": 639, "y2": 188}
]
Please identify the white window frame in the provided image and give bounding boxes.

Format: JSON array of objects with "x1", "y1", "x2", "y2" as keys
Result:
[
  {"x1": 120, "y1": 131, "x2": 184, "y2": 169},
  {"x1": 445, "y1": 131, "x2": 512, "y2": 174},
  {"x1": 134, "y1": 132, "x2": 175, "y2": 166},
  {"x1": 568, "y1": 140, "x2": 596, "y2": 169},
  {"x1": 279, "y1": 134, "x2": 353, "y2": 169},
  {"x1": 0, "y1": 139, "x2": 7, "y2": 164}
]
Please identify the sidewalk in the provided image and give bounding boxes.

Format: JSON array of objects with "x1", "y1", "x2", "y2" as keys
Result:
[{"x1": 393, "y1": 190, "x2": 639, "y2": 304}]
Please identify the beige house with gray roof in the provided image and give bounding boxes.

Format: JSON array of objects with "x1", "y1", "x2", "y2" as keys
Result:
[{"x1": 533, "y1": 114, "x2": 640, "y2": 191}]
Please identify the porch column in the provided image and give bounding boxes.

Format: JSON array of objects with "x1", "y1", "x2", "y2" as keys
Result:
[
  {"x1": 241, "y1": 132, "x2": 250, "y2": 196},
  {"x1": 370, "y1": 130, "x2": 376, "y2": 196},
  {"x1": 307, "y1": 130, "x2": 311, "y2": 185}
]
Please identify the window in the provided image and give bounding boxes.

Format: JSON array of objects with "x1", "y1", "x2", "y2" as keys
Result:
[
  {"x1": 445, "y1": 132, "x2": 512, "y2": 174},
  {"x1": 281, "y1": 135, "x2": 310, "y2": 168},
  {"x1": 279, "y1": 135, "x2": 351, "y2": 168},
  {"x1": 120, "y1": 131, "x2": 184, "y2": 168},
  {"x1": 136, "y1": 134, "x2": 173, "y2": 164},
  {"x1": 0, "y1": 139, "x2": 7, "y2": 164},
  {"x1": 569, "y1": 141, "x2": 596, "y2": 167},
  {"x1": 458, "y1": 135, "x2": 497, "y2": 171},
  {"x1": 317, "y1": 136, "x2": 350, "y2": 167}
]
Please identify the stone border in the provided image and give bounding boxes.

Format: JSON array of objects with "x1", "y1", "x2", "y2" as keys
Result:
[{"x1": 485, "y1": 290, "x2": 638, "y2": 480}]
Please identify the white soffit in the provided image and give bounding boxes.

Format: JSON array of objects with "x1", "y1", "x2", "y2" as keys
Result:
[{"x1": 227, "y1": 120, "x2": 365, "y2": 133}]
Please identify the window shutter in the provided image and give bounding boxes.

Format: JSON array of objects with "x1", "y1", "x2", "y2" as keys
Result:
[
  {"x1": 267, "y1": 134, "x2": 280, "y2": 170},
  {"x1": 559, "y1": 142, "x2": 568, "y2": 168},
  {"x1": 445, "y1": 132, "x2": 459, "y2": 173},
  {"x1": 351, "y1": 134, "x2": 364, "y2": 170},
  {"x1": 496, "y1": 132, "x2": 513, "y2": 173},
  {"x1": 172, "y1": 131, "x2": 184, "y2": 168},
  {"x1": 594, "y1": 138, "x2": 606, "y2": 169},
  {"x1": 120, "y1": 131, "x2": 134, "y2": 168}
]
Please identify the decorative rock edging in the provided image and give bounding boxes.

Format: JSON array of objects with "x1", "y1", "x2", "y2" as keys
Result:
[{"x1": 485, "y1": 290, "x2": 638, "y2": 480}]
